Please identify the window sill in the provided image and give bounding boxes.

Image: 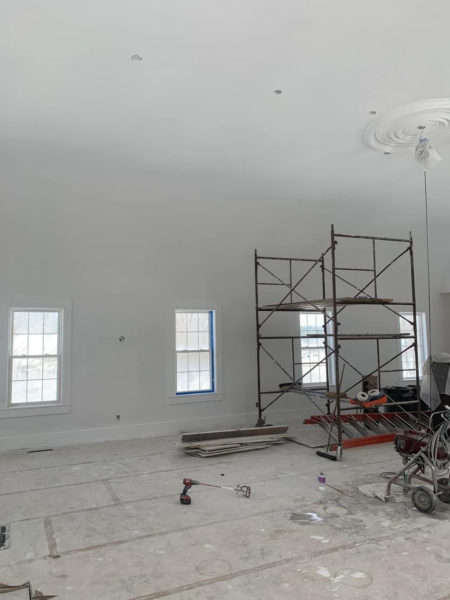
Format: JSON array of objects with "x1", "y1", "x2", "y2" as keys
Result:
[
  {"x1": 302, "y1": 385, "x2": 329, "y2": 390},
  {"x1": 168, "y1": 392, "x2": 223, "y2": 405},
  {"x1": 0, "y1": 404, "x2": 71, "y2": 419}
]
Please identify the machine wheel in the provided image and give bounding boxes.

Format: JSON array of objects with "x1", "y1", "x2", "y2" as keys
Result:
[
  {"x1": 437, "y1": 478, "x2": 450, "y2": 503},
  {"x1": 412, "y1": 486, "x2": 438, "y2": 514},
  {"x1": 439, "y1": 491, "x2": 450, "y2": 504}
]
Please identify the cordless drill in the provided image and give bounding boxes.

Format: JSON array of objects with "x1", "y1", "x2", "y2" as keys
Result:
[{"x1": 180, "y1": 477, "x2": 199, "y2": 504}]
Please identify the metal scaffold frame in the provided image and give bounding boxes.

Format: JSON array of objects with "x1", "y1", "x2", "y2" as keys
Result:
[{"x1": 254, "y1": 225, "x2": 421, "y2": 459}]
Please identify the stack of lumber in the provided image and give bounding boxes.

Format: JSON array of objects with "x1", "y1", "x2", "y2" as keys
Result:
[{"x1": 178, "y1": 425, "x2": 289, "y2": 457}]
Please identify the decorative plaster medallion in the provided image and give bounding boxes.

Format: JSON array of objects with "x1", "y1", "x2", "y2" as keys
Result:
[{"x1": 364, "y1": 98, "x2": 450, "y2": 153}]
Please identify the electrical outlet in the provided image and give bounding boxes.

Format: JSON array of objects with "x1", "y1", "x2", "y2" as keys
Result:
[{"x1": 116, "y1": 415, "x2": 121, "y2": 422}]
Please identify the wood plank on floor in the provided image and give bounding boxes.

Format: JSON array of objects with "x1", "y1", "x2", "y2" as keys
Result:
[{"x1": 181, "y1": 426, "x2": 288, "y2": 443}]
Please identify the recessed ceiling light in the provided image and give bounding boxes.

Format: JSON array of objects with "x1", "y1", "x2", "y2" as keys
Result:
[
  {"x1": 273, "y1": 89, "x2": 282, "y2": 95},
  {"x1": 131, "y1": 54, "x2": 143, "y2": 62}
]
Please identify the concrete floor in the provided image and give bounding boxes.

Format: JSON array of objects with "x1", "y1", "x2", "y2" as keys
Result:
[{"x1": 0, "y1": 434, "x2": 449, "y2": 599}]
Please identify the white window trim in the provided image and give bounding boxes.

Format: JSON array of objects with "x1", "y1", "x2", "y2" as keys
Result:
[
  {"x1": 8, "y1": 308, "x2": 63, "y2": 407},
  {"x1": 0, "y1": 298, "x2": 72, "y2": 418},
  {"x1": 399, "y1": 311, "x2": 427, "y2": 382},
  {"x1": 167, "y1": 304, "x2": 223, "y2": 404},
  {"x1": 175, "y1": 309, "x2": 215, "y2": 396}
]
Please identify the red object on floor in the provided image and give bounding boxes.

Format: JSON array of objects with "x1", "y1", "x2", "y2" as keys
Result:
[
  {"x1": 349, "y1": 395, "x2": 387, "y2": 408},
  {"x1": 303, "y1": 412, "x2": 428, "y2": 449},
  {"x1": 332, "y1": 432, "x2": 396, "y2": 450}
]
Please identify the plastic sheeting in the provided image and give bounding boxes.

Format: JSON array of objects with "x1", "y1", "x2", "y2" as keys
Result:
[
  {"x1": 420, "y1": 352, "x2": 450, "y2": 409},
  {"x1": 415, "y1": 136, "x2": 442, "y2": 170}
]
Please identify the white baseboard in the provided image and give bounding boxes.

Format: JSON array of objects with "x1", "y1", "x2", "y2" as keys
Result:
[{"x1": 0, "y1": 407, "x2": 306, "y2": 451}]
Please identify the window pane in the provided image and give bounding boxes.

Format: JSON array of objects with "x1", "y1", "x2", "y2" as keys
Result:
[
  {"x1": 44, "y1": 334, "x2": 58, "y2": 355},
  {"x1": 188, "y1": 352, "x2": 200, "y2": 371},
  {"x1": 176, "y1": 332, "x2": 187, "y2": 351},
  {"x1": 199, "y1": 371, "x2": 211, "y2": 390},
  {"x1": 187, "y1": 313, "x2": 199, "y2": 332},
  {"x1": 28, "y1": 358, "x2": 43, "y2": 380},
  {"x1": 176, "y1": 352, "x2": 188, "y2": 373},
  {"x1": 302, "y1": 349, "x2": 321, "y2": 363},
  {"x1": 177, "y1": 372, "x2": 188, "y2": 392},
  {"x1": 188, "y1": 371, "x2": 200, "y2": 391},
  {"x1": 43, "y1": 379, "x2": 58, "y2": 402},
  {"x1": 200, "y1": 351, "x2": 210, "y2": 370},
  {"x1": 13, "y1": 335, "x2": 28, "y2": 356},
  {"x1": 27, "y1": 380, "x2": 43, "y2": 403},
  {"x1": 187, "y1": 332, "x2": 199, "y2": 350},
  {"x1": 13, "y1": 312, "x2": 28, "y2": 334},
  {"x1": 176, "y1": 312, "x2": 187, "y2": 332},
  {"x1": 44, "y1": 312, "x2": 59, "y2": 334},
  {"x1": 199, "y1": 332, "x2": 209, "y2": 350},
  {"x1": 308, "y1": 364, "x2": 321, "y2": 383},
  {"x1": 11, "y1": 381, "x2": 27, "y2": 404},
  {"x1": 29, "y1": 335, "x2": 43, "y2": 355},
  {"x1": 303, "y1": 371, "x2": 312, "y2": 384},
  {"x1": 12, "y1": 358, "x2": 28, "y2": 381},
  {"x1": 400, "y1": 314, "x2": 413, "y2": 334},
  {"x1": 29, "y1": 312, "x2": 44, "y2": 334},
  {"x1": 43, "y1": 357, "x2": 58, "y2": 379},
  {"x1": 198, "y1": 313, "x2": 209, "y2": 331},
  {"x1": 319, "y1": 365, "x2": 327, "y2": 381}
]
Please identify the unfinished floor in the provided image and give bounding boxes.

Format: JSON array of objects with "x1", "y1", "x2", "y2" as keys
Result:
[{"x1": 0, "y1": 433, "x2": 449, "y2": 599}]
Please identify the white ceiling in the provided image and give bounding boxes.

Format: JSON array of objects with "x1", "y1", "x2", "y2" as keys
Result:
[{"x1": 2, "y1": 0, "x2": 450, "y2": 213}]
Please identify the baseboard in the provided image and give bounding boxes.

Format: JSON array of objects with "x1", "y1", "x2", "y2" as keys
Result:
[{"x1": 0, "y1": 406, "x2": 306, "y2": 451}]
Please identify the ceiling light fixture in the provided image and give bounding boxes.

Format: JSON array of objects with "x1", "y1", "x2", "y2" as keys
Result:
[
  {"x1": 415, "y1": 125, "x2": 442, "y2": 170},
  {"x1": 364, "y1": 99, "x2": 450, "y2": 386},
  {"x1": 363, "y1": 97, "x2": 450, "y2": 158}
]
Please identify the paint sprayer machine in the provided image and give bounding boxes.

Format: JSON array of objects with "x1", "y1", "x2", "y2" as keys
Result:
[{"x1": 386, "y1": 405, "x2": 450, "y2": 513}]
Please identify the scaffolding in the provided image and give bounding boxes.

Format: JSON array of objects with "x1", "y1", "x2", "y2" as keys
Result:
[{"x1": 255, "y1": 225, "x2": 421, "y2": 459}]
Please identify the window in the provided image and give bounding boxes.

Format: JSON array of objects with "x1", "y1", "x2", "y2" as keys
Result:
[
  {"x1": 8, "y1": 309, "x2": 62, "y2": 405},
  {"x1": 399, "y1": 312, "x2": 427, "y2": 379},
  {"x1": 175, "y1": 310, "x2": 215, "y2": 394},
  {"x1": 299, "y1": 311, "x2": 332, "y2": 387}
]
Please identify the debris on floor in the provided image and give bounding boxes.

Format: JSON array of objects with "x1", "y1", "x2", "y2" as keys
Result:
[
  {"x1": 358, "y1": 483, "x2": 388, "y2": 502},
  {"x1": 289, "y1": 512, "x2": 323, "y2": 523},
  {"x1": 0, "y1": 525, "x2": 10, "y2": 550},
  {"x1": 178, "y1": 425, "x2": 289, "y2": 456},
  {"x1": 0, "y1": 581, "x2": 56, "y2": 598}
]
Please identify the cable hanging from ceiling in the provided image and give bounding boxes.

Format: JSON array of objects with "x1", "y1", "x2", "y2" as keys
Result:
[{"x1": 363, "y1": 98, "x2": 450, "y2": 403}]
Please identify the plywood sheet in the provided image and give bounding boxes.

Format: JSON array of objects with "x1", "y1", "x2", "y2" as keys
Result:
[{"x1": 261, "y1": 297, "x2": 393, "y2": 311}]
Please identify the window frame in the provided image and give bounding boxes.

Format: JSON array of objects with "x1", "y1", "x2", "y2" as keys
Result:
[
  {"x1": 299, "y1": 310, "x2": 334, "y2": 389},
  {"x1": 8, "y1": 308, "x2": 63, "y2": 407},
  {"x1": 399, "y1": 311, "x2": 428, "y2": 381},
  {"x1": 0, "y1": 298, "x2": 72, "y2": 418},
  {"x1": 167, "y1": 304, "x2": 222, "y2": 404},
  {"x1": 175, "y1": 309, "x2": 216, "y2": 396}
]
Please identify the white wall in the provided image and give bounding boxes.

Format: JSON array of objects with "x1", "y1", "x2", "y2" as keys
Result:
[{"x1": 1, "y1": 145, "x2": 450, "y2": 450}]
